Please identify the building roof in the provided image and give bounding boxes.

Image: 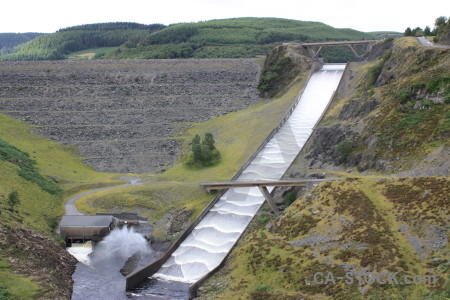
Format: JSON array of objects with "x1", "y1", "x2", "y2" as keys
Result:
[{"x1": 59, "y1": 215, "x2": 113, "y2": 228}]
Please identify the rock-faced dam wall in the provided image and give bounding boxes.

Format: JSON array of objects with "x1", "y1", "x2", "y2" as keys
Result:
[{"x1": 0, "y1": 59, "x2": 261, "y2": 173}]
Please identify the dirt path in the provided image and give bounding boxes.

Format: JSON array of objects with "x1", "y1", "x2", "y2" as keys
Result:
[{"x1": 64, "y1": 177, "x2": 198, "y2": 215}]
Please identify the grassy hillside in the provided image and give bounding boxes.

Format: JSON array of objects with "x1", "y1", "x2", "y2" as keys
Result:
[
  {"x1": 0, "y1": 22, "x2": 165, "y2": 61},
  {"x1": 1, "y1": 18, "x2": 375, "y2": 61},
  {"x1": 105, "y1": 18, "x2": 375, "y2": 61},
  {"x1": 199, "y1": 177, "x2": 449, "y2": 300},
  {"x1": 0, "y1": 113, "x2": 121, "y2": 299}
]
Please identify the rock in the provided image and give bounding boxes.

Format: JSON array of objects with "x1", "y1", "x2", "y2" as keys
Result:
[{"x1": 0, "y1": 223, "x2": 77, "y2": 300}]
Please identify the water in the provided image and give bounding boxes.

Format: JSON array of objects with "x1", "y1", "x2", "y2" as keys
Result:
[
  {"x1": 153, "y1": 64, "x2": 346, "y2": 283},
  {"x1": 71, "y1": 227, "x2": 153, "y2": 300},
  {"x1": 67, "y1": 241, "x2": 93, "y2": 266}
]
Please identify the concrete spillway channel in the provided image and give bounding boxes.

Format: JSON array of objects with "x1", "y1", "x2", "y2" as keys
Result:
[{"x1": 128, "y1": 64, "x2": 346, "y2": 298}]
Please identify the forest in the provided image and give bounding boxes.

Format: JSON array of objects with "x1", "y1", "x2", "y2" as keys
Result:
[
  {"x1": 0, "y1": 22, "x2": 165, "y2": 61},
  {"x1": 105, "y1": 18, "x2": 375, "y2": 61},
  {"x1": 0, "y1": 33, "x2": 44, "y2": 55},
  {"x1": 0, "y1": 18, "x2": 376, "y2": 62}
]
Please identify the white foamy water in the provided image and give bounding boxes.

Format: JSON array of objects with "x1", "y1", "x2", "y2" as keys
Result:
[
  {"x1": 155, "y1": 64, "x2": 346, "y2": 282},
  {"x1": 71, "y1": 227, "x2": 153, "y2": 300},
  {"x1": 67, "y1": 241, "x2": 93, "y2": 266},
  {"x1": 93, "y1": 227, "x2": 151, "y2": 260}
]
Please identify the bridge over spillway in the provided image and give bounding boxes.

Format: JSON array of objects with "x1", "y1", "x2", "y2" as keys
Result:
[{"x1": 293, "y1": 40, "x2": 378, "y2": 59}]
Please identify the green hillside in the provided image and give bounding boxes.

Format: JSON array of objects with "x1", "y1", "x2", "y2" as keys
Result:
[
  {"x1": 0, "y1": 22, "x2": 165, "y2": 61},
  {"x1": 105, "y1": 18, "x2": 376, "y2": 61},
  {"x1": 0, "y1": 33, "x2": 44, "y2": 55},
  {"x1": 1, "y1": 18, "x2": 376, "y2": 61},
  {"x1": 0, "y1": 112, "x2": 125, "y2": 299}
]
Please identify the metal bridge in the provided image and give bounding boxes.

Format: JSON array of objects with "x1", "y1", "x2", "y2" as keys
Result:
[{"x1": 295, "y1": 40, "x2": 378, "y2": 58}]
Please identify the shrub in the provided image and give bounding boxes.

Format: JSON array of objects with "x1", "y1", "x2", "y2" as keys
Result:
[
  {"x1": 0, "y1": 287, "x2": 12, "y2": 300},
  {"x1": 366, "y1": 51, "x2": 391, "y2": 87},
  {"x1": 396, "y1": 88, "x2": 415, "y2": 104},
  {"x1": 0, "y1": 138, "x2": 62, "y2": 194},
  {"x1": 254, "y1": 283, "x2": 272, "y2": 292},
  {"x1": 6, "y1": 191, "x2": 20, "y2": 208},
  {"x1": 335, "y1": 140, "x2": 353, "y2": 163},
  {"x1": 283, "y1": 191, "x2": 297, "y2": 206},
  {"x1": 257, "y1": 214, "x2": 270, "y2": 224}
]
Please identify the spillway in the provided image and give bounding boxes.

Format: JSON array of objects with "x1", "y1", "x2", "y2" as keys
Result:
[{"x1": 151, "y1": 64, "x2": 346, "y2": 284}]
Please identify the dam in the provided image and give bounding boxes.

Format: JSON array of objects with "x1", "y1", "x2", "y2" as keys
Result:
[{"x1": 131, "y1": 63, "x2": 346, "y2": 297}]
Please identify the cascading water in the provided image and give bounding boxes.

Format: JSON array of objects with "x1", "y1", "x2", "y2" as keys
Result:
[
  {"x1": 67, "y1": 241, "x2": 93, "y2": 266},
  {"x1": 152, "y1": 64, "x2": 346, "y2": 284},
  {"x1": 71, "y1": 227, "x2": 152, "y2": 300}
]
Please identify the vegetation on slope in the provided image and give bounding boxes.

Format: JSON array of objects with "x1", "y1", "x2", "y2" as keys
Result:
[
  {"x1": 0, "y1": 113, "x2": 121, "y2": 299},
  {"x1": 1, "y1": 18, "x2": 376, "y2": 61},
  {"x1": 258, "y1": 44, "x2": 313, "y2": 97},
  {"x1": 199, "y1": 177, "x2": 449, "y2": 300},
  {"x1": 303, "y1": 37, "x2": 449, "y2": 173},
  {"x1": 102, "y1": 18, "x2": 376, "y2": 61},
  {"x1": 0, "y1": 33, "x2": 44, "y2": 55},
  {"x1": 0, "y1": 22, "x2": 165, "y2": 61},
  {"x1": 0, "y1": 138, "x2": 62, "y2": 194}
]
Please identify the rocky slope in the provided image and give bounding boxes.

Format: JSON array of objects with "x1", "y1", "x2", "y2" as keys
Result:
[
  {"x1": 0, "y1": 59, "x2": 261, "y2": 173},
  {"x1": 292, "y1": 37, "x2": 449, "y2": 176},
  {"x1": 0, "y1": 219, "x2": 77, "y2": 299}
]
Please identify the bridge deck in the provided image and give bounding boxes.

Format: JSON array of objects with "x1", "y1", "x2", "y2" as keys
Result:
[
  {"x1": 200, "y1": 178, "x2": 335, "y2": 192},
  {"x1": 301, "y1": 40, "x2": 378, "y2": 46}
]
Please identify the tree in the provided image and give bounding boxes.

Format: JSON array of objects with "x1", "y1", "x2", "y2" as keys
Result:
[
  {"x1": 7, "y1": 191, "x2": 20, "y2": 208},
  {"x1": 435, "y1": 16, "x2": 447, "y2": 28},
  {"x1": 424, "y1": 26, "x2": 432, "y2": 36},
  {"x1": 203, "y1": 133, "x2": 216, "y2": 150},
  {"x1": 404, "y1": 27, "x2": 412, "y2": 36},
  {"x1": 412, "y1": 27, "x2": 423, "y2": 37},
  {"x1": 186, "y1": 133, "x2": 221, "y2": 167}
]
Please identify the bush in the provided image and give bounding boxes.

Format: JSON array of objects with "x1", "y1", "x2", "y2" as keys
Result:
[
  {"x1": 366, "y1": 51, "x2": 391, "y2": 87},
  {"x1": 396, "y1": 88, "x2": 415, "y2": 104},
  {"x1": 254, "y1": 283, "x2": 272, "y2": 292},
  {"x1": 0, "y1": 138, "x2": 62, "y2": 194},
  {"x1": 0, "y1": 287, "x2": 11, "y2": 300},
  {"x1": 6, "y1": 191, "x2": 20, "y2": 208},
  {"x1": 283, "y1": 191, "x2": 297, "y2": 206},
  {"x1": 335, "y1": 140, "x2": 353, "y2": 163},
  {"x1": 257, "y1": 214, "x2": 270, "y2": 224}
]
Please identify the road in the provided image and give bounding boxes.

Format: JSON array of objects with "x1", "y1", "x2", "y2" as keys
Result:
[
  {"x1": 416, "y1": 37, "x2": 450, "y2": 48},
  {"x1": 64, "y1": 177, "x2": 198, "y2": 215}
]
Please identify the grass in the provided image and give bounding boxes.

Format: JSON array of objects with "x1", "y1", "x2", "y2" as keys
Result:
[
  {"x1": 66, "y1": 47, "x2": 117, "y2": 60},
  {"x1": 200, "y1": 176, "x2": 449, "y2": 299},
  {"x1": 0, "y1": 258, "x2": 40, "y2": 300},
  {"x1": 0, "y1": 113, "x2": 124, "y2": 194},
  {"x1": 0, "y1": 112, "x2": 126, "y2": 234},
  {"x1": 75, "y1": 184, "x2": 212, "y2": 224}
]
